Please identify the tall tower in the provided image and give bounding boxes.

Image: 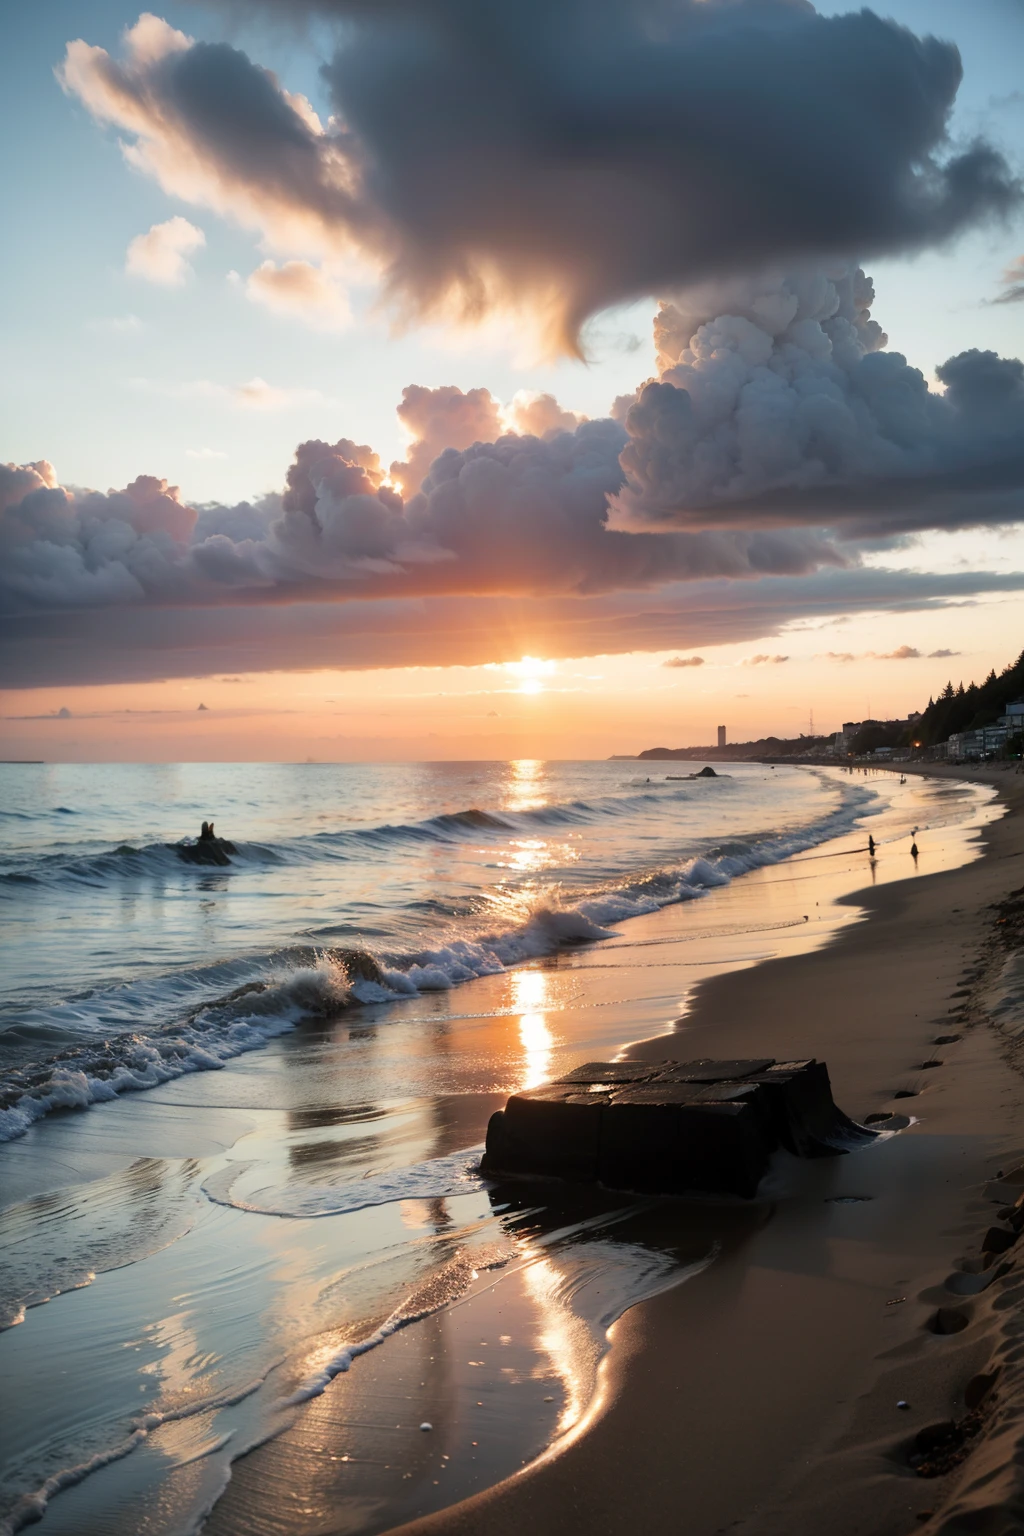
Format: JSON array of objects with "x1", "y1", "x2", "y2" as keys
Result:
[{"x1": 717, "y1": 725, "x2": 727, "y2": 749}]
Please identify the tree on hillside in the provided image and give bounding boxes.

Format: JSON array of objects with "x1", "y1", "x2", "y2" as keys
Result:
[{"x1": 909, "y1": 648, "x2": 1024, "y2": 746}]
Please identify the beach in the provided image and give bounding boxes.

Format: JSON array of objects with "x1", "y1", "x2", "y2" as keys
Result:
[
  {"x1": 397, "y1": 762, "x2": 1024, "y2": 1536},
  {"x1": 2, "y1": 762, "x2": 1022, "y2": 1536}
]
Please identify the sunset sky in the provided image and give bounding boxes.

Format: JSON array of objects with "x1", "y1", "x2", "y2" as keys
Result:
[{"x1": 2, "y1": 0, "x2": 1024, "y2": 760}]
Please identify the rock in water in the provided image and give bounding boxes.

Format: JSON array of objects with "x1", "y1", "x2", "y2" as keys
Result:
[
  {"x1": 173, "y1": 837, "x2": 237, "y2": 866},
  {"x1": 696, "y1": 765, "x2": 718, "y2": 777}
]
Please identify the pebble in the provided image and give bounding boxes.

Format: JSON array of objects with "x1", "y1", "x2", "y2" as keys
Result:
[
  {"x1": 420, "y1": 1422, "x2": 432, "y2": 1432},
  {"x1": 898, "y1": 1400, "x2": 911, "y2": 1411}
]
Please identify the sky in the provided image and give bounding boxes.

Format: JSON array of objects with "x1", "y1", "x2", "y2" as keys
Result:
[{"x1": 2, "y1": 0, "x2": 1023, "y2": 761}]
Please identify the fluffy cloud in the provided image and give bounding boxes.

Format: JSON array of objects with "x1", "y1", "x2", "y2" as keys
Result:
[
  {"x1": 55, "y1": 6, "x2": 1024, "y2": 541},
  {"x1": 876, "y1": 644, "x2": 920, "y2": 659},
  {"x1": 61, "y1": 4, "x2": 1018, "y2": 351},
  {"x1": 663, "y1": 655, "x2": 704, "y2": 668},
  {"x1": 125, "y1": 215, "x2": 205, "y2": 285},
  {"x1": 244, "y1": 260, "x2": 350, "y2": 330},
  {"x1": 0, "y1": 470, "x2": 197, "y2": 608},
  {"x1": 744, "y1": 653, "x2": 788, "y2": 665},
  {"x1": 506, "y1": 392, "x2": 587, "y2": 439},
  {"x1": 6, "y1": 249, "x2": 1024, "y2": 640},
  {"x1": 391, "y1": 385, "x2": 505, "y2": 495},
  {"x1": 614, "y1": 265, "x2": 1024, "y2": 534},
  {"x1": 0, "y1": 417, "x2": 846, "y2": 621}
]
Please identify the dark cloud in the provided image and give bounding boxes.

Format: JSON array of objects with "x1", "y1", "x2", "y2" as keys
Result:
[
  {"x1": 55, "y1": 8, "x2": 1024, "y2": 542},
  {"x1": 614, "y1": 268, "x2": 1024, "y2": 533},
  {"x1": 4, "y1": 566, "x2": 1024, "y2": 689},
  {"x1": 61, "y1": 3, "x2": 1018, "y2": 351}
]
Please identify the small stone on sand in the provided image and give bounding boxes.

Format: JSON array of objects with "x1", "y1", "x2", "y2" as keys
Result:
[{"x1": 420, "y1": 1422, "x2": 432, "y2": 1431}]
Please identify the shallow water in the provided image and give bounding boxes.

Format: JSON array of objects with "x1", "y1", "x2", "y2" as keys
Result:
[{"x1": 0, "y1": 763, "x2": 998, "y2": 1535}]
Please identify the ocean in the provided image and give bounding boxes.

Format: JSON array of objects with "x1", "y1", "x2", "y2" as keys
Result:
[{"x1": 0, "y1": 760, "x2": 997, "y2": 1536}]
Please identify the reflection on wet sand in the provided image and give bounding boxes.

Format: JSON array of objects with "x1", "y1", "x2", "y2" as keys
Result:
[
  {"x1": 203, "y1": 1176, "x2": 757, "y2": 1536},
  {"x1": 514, "y1": 970, "x2": 555, "y2": 1090}
]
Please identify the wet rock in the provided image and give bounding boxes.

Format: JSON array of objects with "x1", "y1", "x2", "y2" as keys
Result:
[
  {"x1": 482, "y1": 1056, "x2": 874, "y2": 1198},
  {"x1": 653, "y1": 1058, "x2": 775, "y2": 1083},
  {"x1": 174, "y1": 836, "x2": 236, "y2": 866},
  {"x1": 600, "y1": 1089, "x2": 770, "y2": 1199},
  {"x1": 483, "y1": 1087, "x2": 606, "y2": 1183},
  {"x1": 558, "y1": 1061, "x2": 672, "y2": 1086}
]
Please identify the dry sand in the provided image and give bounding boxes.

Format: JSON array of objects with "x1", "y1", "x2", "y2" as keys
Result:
[{"x1": 392, "y1": 765, "x2": 1024, "y2": 1536}]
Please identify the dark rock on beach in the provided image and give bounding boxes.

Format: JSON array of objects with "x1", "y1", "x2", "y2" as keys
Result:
[{"x1": 481, "y1": 1056, "x2": 874, "y2": 1198}]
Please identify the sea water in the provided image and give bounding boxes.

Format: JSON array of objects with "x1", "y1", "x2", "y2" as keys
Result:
[
  {"x1": 0, "y1": 760, "x2": 996, "y2": 1535},
  {"x1": 0, "y1": 759, "x2": 894, "y2": 1136}
]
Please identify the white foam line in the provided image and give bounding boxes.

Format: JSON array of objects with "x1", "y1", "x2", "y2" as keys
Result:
[
  {"x1": 0, "y1": 1378, "x2": 266, "y2": 1536},
  {"x1": 200, "y1": 1147, "x2": 487, "y2": 1220}
]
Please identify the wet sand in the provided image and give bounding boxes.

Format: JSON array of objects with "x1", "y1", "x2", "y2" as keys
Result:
[{"x1": 395, "y1": 765, "x2": 1024, "y2": 1536}]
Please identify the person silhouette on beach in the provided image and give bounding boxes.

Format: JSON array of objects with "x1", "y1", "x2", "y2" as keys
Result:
[
  {"x1": 868, "y1": 834, "x2": 876, "y2": 857},
  {"x1": 911, "y1": 840, "x2": 919, "y2": 859}
]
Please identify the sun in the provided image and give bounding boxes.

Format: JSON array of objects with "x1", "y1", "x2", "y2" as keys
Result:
[{"x1": 505, "y1": 655, "x2": 555, "y2": 694}]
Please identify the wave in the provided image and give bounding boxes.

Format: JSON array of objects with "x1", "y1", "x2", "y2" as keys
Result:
[
  {"x1": 0, "y1": 1375, "x2": 266, "y2": 1536},
  {"x1": 0, "y1": 777, "x2": 881, "y2": 1142},
  {"x1": 0, "y1": 959, "x2": 353, "y2": 1144},
  {"x1": 0, "y1": 779, "x2": 738, "y2": 891}
]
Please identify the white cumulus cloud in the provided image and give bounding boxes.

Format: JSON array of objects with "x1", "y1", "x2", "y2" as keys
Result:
[{"x1": 125, "y1": 215, "x2": 205, "y2": 286}]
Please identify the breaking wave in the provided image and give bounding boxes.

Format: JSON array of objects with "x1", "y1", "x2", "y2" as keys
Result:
[
  {"x1": 0, "y1": 960, "x2": 352, "y2": 1144},
  {"x1": 0, "y1": 771, "x2": 882, "y2": 1144}
]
